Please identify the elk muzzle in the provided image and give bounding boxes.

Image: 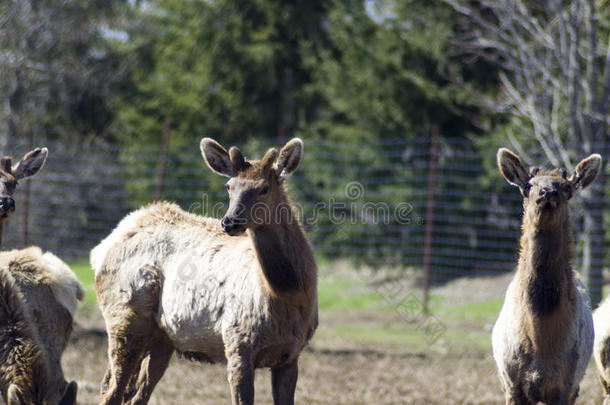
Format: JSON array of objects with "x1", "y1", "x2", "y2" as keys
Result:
[
  {"x1": 0, "y1": 197, "x2": 15, "y2": 217},
  {"x1": 535, "y1": 187, "x2": 559, "y2": 209},
  {"x1": 221, "y1": 215, "x2": 247, "y2": 236}
]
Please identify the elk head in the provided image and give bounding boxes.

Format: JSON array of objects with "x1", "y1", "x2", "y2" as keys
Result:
[
  {"x1": 0, "y1": 148, "x2": 48, "y2": 219},
  {"x1": 6, "y1": 379, "x2": 77, "y2": 405},
  {"x1": 497, "y1": 148, "x2": 602, "y2": 227},
  {"x1": 201, "y1": 138, "x2": 303, "y2": 235}
]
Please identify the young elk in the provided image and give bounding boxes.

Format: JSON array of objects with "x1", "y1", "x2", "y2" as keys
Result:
[
  {"x1": 0, "y1": 148, "x2": 48, "y2": 246},
  {"x1": 493, "y1": 148, "x2": 600, "y2": 405},
  {"x1": 92, "y1": 138, "x2": 318, "y2": 405},
  {"x1": 0, "y1": 247, "x2": 82, "y2": 405}
]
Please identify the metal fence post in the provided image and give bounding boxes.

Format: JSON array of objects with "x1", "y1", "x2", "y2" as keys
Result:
[{"x1": 422, "y1": 125, "x2": 439, "y2": 313}]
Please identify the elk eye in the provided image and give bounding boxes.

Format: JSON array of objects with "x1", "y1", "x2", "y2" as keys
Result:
[
  {"x1": 226, "y1": 184, "x2": 230, "y2": 191},
  {"x1": 260, "y1": 185, "x2": 269, "y2": 195}
]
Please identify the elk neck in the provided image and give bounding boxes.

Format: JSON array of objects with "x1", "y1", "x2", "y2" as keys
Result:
[
  {"x1": 248, "y1": 187, "x2": 316, "y2": 296},
  {"x1": 517, "y1": 204, "x2": 574, "y2": 317}
]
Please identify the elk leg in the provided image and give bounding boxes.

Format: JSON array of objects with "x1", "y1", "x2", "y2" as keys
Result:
[
  {"x1": 271, "y1": 359, "x2": 298, "y2": 405},
  {"x1": 100, "y1": 367, "x2": 112, "y2": 398},
  {"x1": 126, "y1": 332, "x2": 174, "y2": 405},
  {"x1": 226, "y1": 350, "x2": 255, "y2": 405},
  {"x1": 505, "y1": 390, "x2": 534, "y2": 405},
  {"x1": 99, "y1": 331, "x2": 147, "y2": 405},
  {"x1": 122, "y1": 360, "x2": 144, "y2": 403}
]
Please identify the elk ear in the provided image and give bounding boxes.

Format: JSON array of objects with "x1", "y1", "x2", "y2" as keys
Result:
[
  {"x1": 1, "y1": 157, "x2": 12, "y2": 173},
  {"x1": 275, "y1": 138, "x2": 303, "y2": 176},
  {"x1": 570, "y1": 153, "x2": 602, "y2": 190},
  {"x1": 7, "y1": 384, "x2": 23, "y2": 405},
  {"x1": 228, "y1": 146, "x2": 245, "y2": 172},
  {"x1": 59, "y1": 381, "x2": 77, "y2": 405},
  {"x1": 261, "y1": 148, "x2": 279, "y2": 178},
  {"x1": 200, "y1": 138, "x2": 235, "y2": 177},
  {"x1": 497, "y1": 148, "x2": 530, "y2": 189},
  {"x1": 12, "y1": 147, "x2": 48, "y2": 180}
]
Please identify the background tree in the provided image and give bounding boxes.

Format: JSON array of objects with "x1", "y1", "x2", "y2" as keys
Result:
[
  {"x1": 302, "y1": 0, "x2": 498, "y2": 280},
  {"x1": 0, "y1": 0, "x2": 136, "y2": 248},
  {"x1": 0, "y1": 0, "x2": 132, "y2": 148},
  {"x1": 115, "y1": 0, "x2": 330, "y2": 206}
]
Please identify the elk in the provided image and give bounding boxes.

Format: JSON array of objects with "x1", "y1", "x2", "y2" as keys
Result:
[
  {"x1": 0, "y1": 147, "x2": 83, "y2": 405},
  {"x1": 593, "y1": 293, "x2": 610, "y2": 404},
  {"x1": 91, "y1": 137, "x2": 318, "y2": 405},
  {"x1": 0, "y1": 147, "x2": 48, "y2": 247},
  {"x1": 0, "y1": 247, "x2": 83, "y2": 405},
  {"x1": 492, "y1": 148, "x2": 599, "y2": 405}
]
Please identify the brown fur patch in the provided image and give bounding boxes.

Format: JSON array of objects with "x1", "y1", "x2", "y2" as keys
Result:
[
  {"x1": 0, "y1": 266, "x2": 47, "y2": 404},
  {"x1": 0, "y1": 248, "x2": 80, "y2": 405},
  {"x1": 235, "y1": 158, "x2": 278, "y2": 181},
  {"x1": 250, "y1": 226, "x2": 300, "y2": 293}
]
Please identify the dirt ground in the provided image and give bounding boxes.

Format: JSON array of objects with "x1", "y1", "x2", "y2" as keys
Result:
[{"x1": 64, "y1": 303, "x2": 606, "y2": 405}]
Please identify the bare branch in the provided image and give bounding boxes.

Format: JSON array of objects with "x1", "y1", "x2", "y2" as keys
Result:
[{"x1": 508, "y1": 128, "x2": 534, "y2": 166}]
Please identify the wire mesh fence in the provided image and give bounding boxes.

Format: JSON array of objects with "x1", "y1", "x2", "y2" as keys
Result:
[{"x1": 2, "y1": 136, "x2": 609, "y2": 290}]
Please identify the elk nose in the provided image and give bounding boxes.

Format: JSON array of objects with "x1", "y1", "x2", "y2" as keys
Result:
[
  {"x1": 539, "y1": 188, "x2": 557, "y2": 198},
  {"x1": 221, "y1": 217, "x2": 238, "y2": 233},
  {"x1": 0, "y1": 197, "x2": 14, "y2": 212}
]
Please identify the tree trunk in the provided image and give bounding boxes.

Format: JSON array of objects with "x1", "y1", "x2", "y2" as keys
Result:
[{"x1": 583, "y1": 172, "x2": 605, "y2": 308}]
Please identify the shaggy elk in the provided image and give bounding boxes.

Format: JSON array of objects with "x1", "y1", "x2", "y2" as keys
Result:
[
  {"x1": 493, "y1": 148, "x2": 600, "y2": 405},
  {"x1": 92, "y1": 138, "x2": 318, "y2": 405},
  {"x1": 593, "y1": 285, "x2": 610, "y2": 404},
  {"x1": 0, "y1": 247, "x2": 82, "y2": 405},
  {"x1": 0, "y1": 148, "x2": 83, "y2": 405}
]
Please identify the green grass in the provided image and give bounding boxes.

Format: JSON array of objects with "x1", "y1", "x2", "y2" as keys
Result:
[
  {"x1": 317, "y1": 278, "x2": 389, "y2": 311},
  {"x1": 68, "y1": 261, "x2": 97, "y2": 309},
  {"x1": 432, "y1": 297, "x2": 504, "y2": 321}
]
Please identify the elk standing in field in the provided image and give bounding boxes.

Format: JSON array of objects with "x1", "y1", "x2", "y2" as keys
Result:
[
  {"x1": 493, "y1": 148, "x2": 600, "y2": 405},
  {"x1": 0, "y1": 147, "x2": 83, "y2": 405},
  {"x1": 92, "y1": 137, "x2": 318, "y2": 405}
]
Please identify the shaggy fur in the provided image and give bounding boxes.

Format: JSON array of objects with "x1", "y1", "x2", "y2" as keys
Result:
[
  {"x1": 0, "y1": 266, "x2": 47, "y2": 404},
  {"x1": 492, "y1": 149, "x2": 599, "y2": 405},
  {"x1": 93, "y1": 138, "x2": 318, "y2": 405},
  {"x1": 0, "y1": 247, "x2": 83, "y2": 405},
  {"x1": 594, "y1": 295, "x2": 610, "y2": 404}
]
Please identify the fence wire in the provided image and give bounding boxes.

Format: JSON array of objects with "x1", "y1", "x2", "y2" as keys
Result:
[{"x1": 1, "y1": 137, "x2": 609, "y2": 289}]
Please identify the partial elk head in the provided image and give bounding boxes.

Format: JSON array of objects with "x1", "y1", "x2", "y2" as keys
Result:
[
  {"x1": 6, "y1": 379, "x2": 77, "y2": 405},
  {"x1": 497, "y1": 148, "x2": 602, "y2": 226},
  {"x1": 201, "y1": 138, "x2": 303, "y2": 236},
  {"x1": 0, "y1": 148, "x2": 48, "y2": 219}
]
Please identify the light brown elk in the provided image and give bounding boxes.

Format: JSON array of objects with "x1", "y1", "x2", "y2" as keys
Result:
[
  {"x1": 92, "y1": 138, "x2": 318, "y2": 405},
  {"x1": 0, "y1": 247, "x2": 82, "y2": 405},
  {"x1": 0, "y1": 148, "x2": 48, "y2": 247},
  {"x1": 493, "y1": 148, "x2": 599, "y2": 405}
]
